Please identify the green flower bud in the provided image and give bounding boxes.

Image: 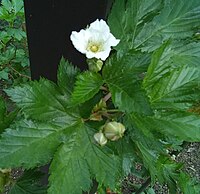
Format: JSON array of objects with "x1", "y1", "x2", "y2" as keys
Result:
[
  {"x1": 104, "y1": 121, "x2": 126, "y2": 141},
  {"x1": 94, "y1": 132, "x2": 107, "y2": 146},
  {"x1": 87, "y1": 58, "x2": 103, "y2": 72}
]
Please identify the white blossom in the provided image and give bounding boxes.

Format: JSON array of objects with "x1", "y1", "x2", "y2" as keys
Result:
[{"x1": 70, "y1": 19, "x2": 120, "y2": 61}]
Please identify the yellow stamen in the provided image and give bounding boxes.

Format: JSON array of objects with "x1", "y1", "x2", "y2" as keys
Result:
[{"x1": 90, "y1": 45, "x2": 99, "y2": 52}]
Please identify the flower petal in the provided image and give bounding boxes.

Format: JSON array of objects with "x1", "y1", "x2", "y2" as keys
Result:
[
  {"x1": 89, "y1": 19, "x2": 110, "y2": 34},
  {"x1": 93, "y1": 48, "x2": 111, "y2": 61},
  {"x1": 106, "y1": 34, "x2": 120, "y2": 47},
  {"x1": 85, "y1": 47, "x2": 111, "y2": 61},
  {"x1": 70, "y1": 30, "x2": 90, "y2": 54}
]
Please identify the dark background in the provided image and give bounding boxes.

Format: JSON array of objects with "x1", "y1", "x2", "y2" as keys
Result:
[{"x1": 24, "y1": 0, "x2": 112, "y2": 81}]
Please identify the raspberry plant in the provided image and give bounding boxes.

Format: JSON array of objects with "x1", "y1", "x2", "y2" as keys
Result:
[{"x1": 1, "y1": 0, "x2": 200, "y2": 193}]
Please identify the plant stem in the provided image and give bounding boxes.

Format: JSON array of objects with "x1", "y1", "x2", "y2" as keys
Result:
[
  {"x1": 9, "y1": 66, "x2": 31, "y2": 80},
  {"x1": 100, "y1": 109, "x2": 121, "y2": 113},
  {"x1": 135, "y1": 177, "x2": 151, "y2": 194},
  {"x1": 100, "y1": 86, "x2": 108, "y2": 91},
  {"x1": 103, "y1": 92, "x2": 111, "y2": 102}
]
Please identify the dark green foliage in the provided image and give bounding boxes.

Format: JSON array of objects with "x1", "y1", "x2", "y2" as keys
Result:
[
  {"x1": 8, "y1": 170, "x2": 47, "y2": 194},
  {"x1": 1, "y1": 0, "x2": 200, "y2": 193},
  {"x1": 0, "y1": 120, "x2": 63, "y2": 168},
  {"x1": 0, "y1": 96, "x2": 18, "y2": 133},
  {"x1": 71, "y1": 71, "x2": 103, "y2": 105},
  {"x1": 103, "y1": 54, "x2": 152, "y2": 115},
  {"x1": 5, "y1": 79, "x2": 78, "y2": 126},
  {"x1": 0, "y1": 0, "x2": 30, "y2": 87},
  {"x1": 49, "y1": 123, "x2": 121, "y2": 194},
  {"x1": 57, "y1": 57, "x2": 80, "y2": 96},
  {"x1": 177, "y1": 172, "x2": 200, "y2": 194}
]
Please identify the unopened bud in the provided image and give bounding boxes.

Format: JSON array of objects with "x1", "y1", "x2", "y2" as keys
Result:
[
  {"x1": 104, "y1": 121, "x2": 126, "y2": 141},
  {"x1": 94, "y1": 132, "x2": 107, "y2": 146},
  {"x1": 87, "y1": 59, "x2": 103, "y2": 72}
]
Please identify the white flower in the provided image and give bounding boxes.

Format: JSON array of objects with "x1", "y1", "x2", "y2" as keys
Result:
[{"x1": 70, "y1": 19, "x2": 120, "y2": 61}]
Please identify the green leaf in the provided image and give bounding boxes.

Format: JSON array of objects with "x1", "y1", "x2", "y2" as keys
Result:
[
  {"x1": 144, "y1": 42, "x2": 200, "y2": 87},
  {"x1": 144, "y1": 42, "x2": 200, "y2": 110},
  {"x1": 0, "y1": 31, "x2": 11, "y2": 44},
  {"x1": 48, "y1": 143, "x2": 92, "y2": 194},
  {"x1": 103, "y1": 55, "x2": 152, "y2": 115},
  {"x1": 57, "y1": 57, "x2": 80, "y2": 96},
  {"x1": 0, "y1": 96, "x2": 6, "y2": 121},
  {"x1": 0, "y1": 96, "x2": 18, "y2": 133},
  {"x1": 79, "y1": 92, "x2": 102, "y2": 119},
  {"x1": 178, "y1": 172, "x2": 200, "y2": 194},
  {"x1": 12, "y1": 0, "x2": 24, "y2": 14},
  {"x1": 1, "y1": 0, "x2": 12, "y2": 12},
  {"x1": 9, "y1": 169, "x2": 47, "y2": 194},
  {"x1": 132, "y1": 112, "x2": 200, "y2": 142},
  {"x1": 5, "y1": 79, "x2": 77, "y2": 126},
  {"x1": 125, "y1": 114, "x2": 166, "y2": 182},
  {"x1": 0, "y1": 70, "x2": 9, "y2": 80},
  {"x1": 1, "y1": 47, "x2": 15, "y2": 63},
  {"x1": 108, "y1": 0, "x2": 163, "y2": 53},
  {"x1": 133, "y1": 141, "x2": 182, "y2": 191},
  {"x1": 71, "y1": 71, "x2": 103, "y2": 105},
  {"x1": 114, "y1": 136, "x2": 136, "y2": 176},
  {"x1": 149, "y1": 66, "x2": 200, "y2": 110},
  {"x1": 0, "y1": 120, "x2": 62, "y2": 168},
  {"x1": 7, "y1": 28, "x2": 26, "y2": 41},
  {"x1": 48, "y1": 122, "x2": 121, "y2": 194},
  {"x1": 134, "y1": 0, "x2": 200, "y2": 51},
  {"x1": 85, "y1": 126, "x2": 121, "y2": 189},
  {"x1": 136, "y1": 142, "x2": 158, "y2": 182},
  {"x1": 143, "y1": 41, "x2": 170, "y2": 86},
  {"x1": 156, "y1": 155, "x2": 182, "y2": 193},
  {"x1": 145, "y1": 188, "x2": 156, "y2": 194},
  {"x1": 0, "y1": 110, "x2": 18, "y2": 134},
  {"x1": 170, "y1": 42, "x2": 200, "y2": 68}
]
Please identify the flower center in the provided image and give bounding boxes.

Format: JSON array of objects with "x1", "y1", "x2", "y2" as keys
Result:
[
  {"x1": 90, "y1": 45, "x2": 99, "y2": 52},
  {"x1": 87, "y1": 41, "x2": 103, "y2": 53}
]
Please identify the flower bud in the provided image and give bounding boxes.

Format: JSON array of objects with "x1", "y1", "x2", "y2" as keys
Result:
[
  {"x1": 94, "y1": 132, "x2": 107, "y2": 146},
  {"x1": 87, "y1": 59, "x2": 103, "y2": 72},
  {"x1": 104, "y1": 121, "x2": 126, "y2": 141}
]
